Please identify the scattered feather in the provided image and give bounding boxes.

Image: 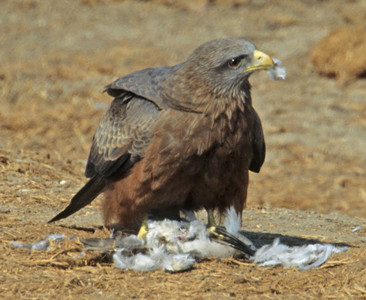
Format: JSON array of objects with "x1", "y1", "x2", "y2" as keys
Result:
[
  {"x1": 251, "y1": 238, "x2": 347, "y2": 270},
  {"x1": 182, "y1": 210, "x2": 197, "y2": 221},
  {"x1": 224, "y1": 206, "x2": 241, "y2": 235},
  {"x1": 10, "y1": 234, "x2": 66, "y2": 250},
  {"x1": 224, "y1": 207, "x2": 256, "y2": 253},
  {"x1": 351, "y1": 226, "x2": 363, "y2": 232},
  {"x1": 10, "y1": 209, "x2": 347, "y2": 272},
  {"x1": 267, "y1": 58, "x2": 286, "y2": 80}
]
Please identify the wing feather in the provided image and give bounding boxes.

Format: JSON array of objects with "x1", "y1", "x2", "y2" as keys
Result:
[
  {"x1": 249, "y1": 106, "x2": 266, "y2": 173},
  {"x1": 85, "y1": 93, "x2": 160, "y2": 179}
]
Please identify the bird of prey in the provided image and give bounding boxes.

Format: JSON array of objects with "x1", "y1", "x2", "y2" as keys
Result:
[{"x1": 49, "y1": 38, "x2": 274, "y2": 250}]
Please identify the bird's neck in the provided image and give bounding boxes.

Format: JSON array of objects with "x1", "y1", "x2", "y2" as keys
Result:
[{"x1": 161, "y1": 75, "x2": 252, "y2": 116}]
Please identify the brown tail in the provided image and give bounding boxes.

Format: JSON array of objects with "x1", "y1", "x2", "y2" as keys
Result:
[{"x1": 48, "y1": 175, "x2": 106, "y2": 223}]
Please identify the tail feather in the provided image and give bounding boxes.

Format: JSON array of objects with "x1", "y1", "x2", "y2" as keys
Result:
[{"x1": 48, "y1": 175, "x2": 106, "y2": 223}]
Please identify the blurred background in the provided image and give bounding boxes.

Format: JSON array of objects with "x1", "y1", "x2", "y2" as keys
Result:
[{"x1": 1, "y1": 0, "x2": 365, "y2": 219}]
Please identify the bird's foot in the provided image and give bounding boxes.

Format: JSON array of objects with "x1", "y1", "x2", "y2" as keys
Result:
[
  {"x1": 136, "y1": 215, "x2": 149, "y2": 240},
  {"x1": 208, "y1": 225, "x2": 256, "y2": 257}
]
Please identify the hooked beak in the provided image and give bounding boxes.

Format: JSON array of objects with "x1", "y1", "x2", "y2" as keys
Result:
[{"x1": 244, "y1": 50, "x2": 275, "y2": 72}]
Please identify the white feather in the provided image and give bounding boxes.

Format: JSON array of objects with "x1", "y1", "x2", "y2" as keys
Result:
[
  {"x1": 182, "y1": 210, "x2": 197, "y2": 221},
  {"x1": 162, "y1": 253, "x2": 195, "y2": 272},
  {"x1": 224, "y1": 207, "x2": 241, "y2": 235},
  {"x1": 267, "y1": 58, "x2": 286, "y2": 81},
  {"x1": 225, "y1": 207, "x2": 257, "y2": 252},
  {"x1": 251, "y1": 238, "x2": 347, "y2": 270},
  {"x1": 10, "y1": 234, "x2": 66, "y2": 250},
  {"x1": 11, "y1": 208, "x2": 348, "y2": 272}
]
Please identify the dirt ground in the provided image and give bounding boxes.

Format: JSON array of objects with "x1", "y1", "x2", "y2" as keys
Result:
[{"x1": 1, "y1": 0, "x2": 366, "y2": 299}]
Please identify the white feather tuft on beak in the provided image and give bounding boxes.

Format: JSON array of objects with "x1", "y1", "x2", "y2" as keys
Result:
[{"x1": 267, "y1": 58, "x2": 286, "y2": 80}]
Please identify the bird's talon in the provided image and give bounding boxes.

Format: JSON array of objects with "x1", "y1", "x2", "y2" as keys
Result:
[{"x1": 137, "y1": 216, "x2": 149, "y2": 240}]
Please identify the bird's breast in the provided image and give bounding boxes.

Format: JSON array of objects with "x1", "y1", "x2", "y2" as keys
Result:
[{"x1": 142, "y1": 104, "x2": 253, "y2": 183}]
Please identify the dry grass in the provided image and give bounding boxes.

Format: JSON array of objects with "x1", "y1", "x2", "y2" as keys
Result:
[
  {"x1": 1, "y1": 0, "x2": 366, "y2": 298},
  {"x1": 309, "y1": 26, "x2": 366, "y2": 82}
]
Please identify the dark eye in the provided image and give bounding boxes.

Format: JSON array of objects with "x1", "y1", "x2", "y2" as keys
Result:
[{"x1": 228, "y1": 58, "x2": 241, "y2": 68}]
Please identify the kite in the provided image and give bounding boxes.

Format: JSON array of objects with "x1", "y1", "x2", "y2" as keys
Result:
[{"x1": 49, "y1": 38, "x2": 279, "y2": 254}]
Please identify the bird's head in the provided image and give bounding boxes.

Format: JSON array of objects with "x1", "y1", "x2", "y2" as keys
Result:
[{"x1": 182, "y1": 38, "x2": 275, "y2": 97}]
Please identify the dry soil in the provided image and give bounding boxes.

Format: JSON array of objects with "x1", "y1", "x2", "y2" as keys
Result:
[{"x1": 1, "y1": 0, "x2": 366, "y2": 299}]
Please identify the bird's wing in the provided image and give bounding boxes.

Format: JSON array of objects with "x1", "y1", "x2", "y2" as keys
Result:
[
  {"x1": 89, "y1": 66, "x2": 181, "y2": 178},
  {"x1": 104, "y1": 65, "x2": 182, "y2": 109},
  {"x1": 48, "y1": 93, "x2": 160, "y2": 223},
  {"x1": 49, "y1": 66, "x2": 172, "y2": 224},
  {"x1": 85, "y1": 66, "x2": 184, "y2": 179},
  {"x1": 85, "y1": 93, "x2": 160, "y2": 179},
  {"x1": 249, "y1": 106, "x2": 266, "y2": 173}
]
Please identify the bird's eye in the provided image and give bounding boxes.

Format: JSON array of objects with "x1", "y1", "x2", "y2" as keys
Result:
[{"x1": 228, "y1": 58, "x2": 241, "y2": 68}]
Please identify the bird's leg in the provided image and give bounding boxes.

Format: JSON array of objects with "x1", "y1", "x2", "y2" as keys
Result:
[
  {"x1": 206, "y1": 208, "x2": 255, "y2": 257},
  {"x1": 206, "y1": 209, "x2": 226, "y2": 240},
  {"x1": 207, "y1": 209, "x2": 216, "y2": 229},
  {"x1": 206, "y1": 208, "x2": 224, "y2": 238},
  {"x1": 136, "y1": 207, "x2": 181, "y2": 240},
  {"x1": 137, "y1": 215, "x2": 149, "y2": 240}
]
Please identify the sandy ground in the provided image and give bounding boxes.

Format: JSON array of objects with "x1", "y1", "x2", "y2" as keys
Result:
[{"x1": 1, "y1": 0, "x2": 366, "y2": 298}]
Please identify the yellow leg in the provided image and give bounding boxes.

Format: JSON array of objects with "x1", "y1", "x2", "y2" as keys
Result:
[
  {"x1": 206, "y1": 209, "x2": 255, "y2": 257},
  {"x1": 137, "y1": 215, "x2": 149, "y2": 239},
  {"x1": 207, "y1": 209, "x2": 216, "y2": 228},
  {"x1": 207, "y1": 209, "x2": 225, "y2": 240},
  {"x1": 207, "y1": 209, "x2": 225, "y2": 239}
]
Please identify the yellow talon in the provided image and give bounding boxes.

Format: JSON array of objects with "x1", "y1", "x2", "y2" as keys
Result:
[
  {"x1": 207, "y1": 209, "x2": 225, "y2": 239},
  {"x1": 137, "y1": 215, "x2": 149, "y2": 239}
]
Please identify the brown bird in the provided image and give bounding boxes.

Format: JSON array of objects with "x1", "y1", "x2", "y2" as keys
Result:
[{"x1": 49, "y1": 38, "x2": 273, "y2": 242}]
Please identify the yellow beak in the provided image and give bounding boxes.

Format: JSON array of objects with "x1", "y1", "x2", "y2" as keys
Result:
[{"x1": 244, "y1": 50, "x2": 274, "y2": 72}]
